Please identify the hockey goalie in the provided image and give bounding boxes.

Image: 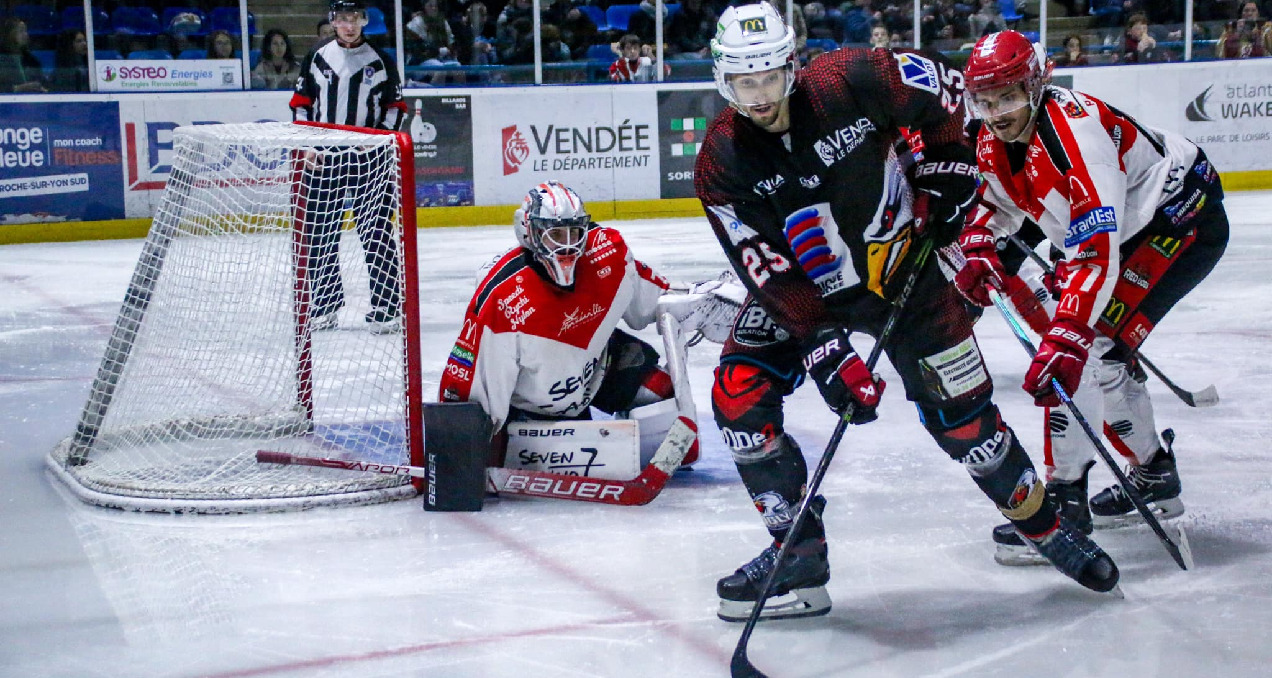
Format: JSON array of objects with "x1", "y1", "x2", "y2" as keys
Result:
[{"x1": 434, "y1": 180, "x2": 744, "y2": 508}]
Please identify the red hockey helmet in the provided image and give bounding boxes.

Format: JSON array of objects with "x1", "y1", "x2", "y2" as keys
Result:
[{"x1": 964, "y1": 31, "x2": 1052, "y2": 130}]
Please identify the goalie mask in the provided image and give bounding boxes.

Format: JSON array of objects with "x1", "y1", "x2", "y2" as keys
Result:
[
  {"x1": 710, "y1": 2, "x2": 797, "y2": 117},
  {"x1": 514, "y1": 181, "x2": 590, "y2": 289}
]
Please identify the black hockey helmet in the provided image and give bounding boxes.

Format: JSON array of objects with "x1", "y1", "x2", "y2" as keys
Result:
[{"x1": 329, "y1": 0, "x2": 369, "y2": 27}]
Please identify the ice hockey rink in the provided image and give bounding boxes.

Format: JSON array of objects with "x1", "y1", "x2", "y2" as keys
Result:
[{"x1": 2, "y1": 191, "x2": 1270, "y2": 678}]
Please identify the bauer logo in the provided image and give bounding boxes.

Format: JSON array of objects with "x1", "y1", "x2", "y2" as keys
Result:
[
  {"x1": 1065, "y1": 206, "x2": 1116, "y2": 247},
  {"x1": 502, "y1": 125, "x2": 530, "y2": 175}
]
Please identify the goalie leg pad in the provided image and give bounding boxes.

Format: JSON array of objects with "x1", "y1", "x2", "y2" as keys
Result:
[
  {"x1": 589, "y1": 329, "x2": 662, "y2": 415},
  {"x1": 422, "y1": 402, "x2": 492, "y2": 512}
]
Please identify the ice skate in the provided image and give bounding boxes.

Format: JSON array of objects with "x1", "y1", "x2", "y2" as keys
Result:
[
  {"x1": 994, "y1": 463, "x2": 1093, "y2": 566},
  {"x1": 365, "y1": 307, "x2": 402, "y2": 335},
  {"x1": 311, "y1": 310, "x2": 338, "y2": 331},
  {"x1": 1022, "y1": 518, "x2": 1121, "y2": 594},
  {"x1": 1091, "y1": 430, "x2": 1184, "y2": 528},
  {"x1": 717, "y1": 538, "x2": 831, "y2": 622}
]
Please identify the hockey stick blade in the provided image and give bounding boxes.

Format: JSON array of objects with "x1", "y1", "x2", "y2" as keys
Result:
[
  {"x1": 988, "y1": 289, "x2": 1190, "y2": 571},
  {"x1": 1004, "y1": 233, "x2": 1218, "y2": 408},
  {"x1": 488, "y1": 416, "x2": 697, "y2": 506},
  {"x1": 255, "y1": 450, "x2": 425, "y2": 477}
]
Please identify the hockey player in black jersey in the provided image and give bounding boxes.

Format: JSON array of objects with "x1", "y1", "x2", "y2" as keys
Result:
[
  {"x1": 290, "y1": 0, "x2": 409, "y2": 333},
  {"x1": 694, "y1": 2, "x2": 1121, "y2": 621}
]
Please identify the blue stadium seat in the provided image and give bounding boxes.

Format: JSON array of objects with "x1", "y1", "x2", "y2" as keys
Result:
[
  {"x1": 365, "y1": 7, "x2": 388, "y2": 36},
  {"x1": 61, "y1": 7, "x2": 111, "y2": 34},
  {"x1": 178, "y1": 48, "x2": 205, "y2": 60},
  {"x1": 30, "y1": 49, "x2": 54, "y2": 73},
  {"x1": 581, "y1": 5, "x2": 607, "y2": 31},
  {"x1": 605, "y1": 4, "x2": 641, "y2": 32},
  {"x1": 806, "y1": 38, "x2": 838, "y2": 52},
  {"x1": 999, "y1": 0, "x2": 1022, "y2": 25},
  {"x1": 586, "y1": 43, "x2": 616, "y2": 60},
  {"x1": 127, "y1": 49, "x2": 173, "y2": 60},
  {"x1": 112, "y1": 7, "x2": 163, "y2": 36},
  {"x1": 381, "y1": 46, "x2": 397, "y2": 64},
  {"x1": 665, "y1": 3, "x2": 681, "y2": 21},
  {"x1": 250, "y1": 48, "x2": 260, "y2": 68},
  {"x1": 208, "y1": 7, "x2": 256, "y2": 36},
  {"x1": 14, "y1": 5, "x2": 59, "y2": 37},
  {"x1": 1021, "y1": 30, "x2": 1040, "y2": 42},
  {"x1": 95, "y1": 49, "x2": 123, "y2": 61}
]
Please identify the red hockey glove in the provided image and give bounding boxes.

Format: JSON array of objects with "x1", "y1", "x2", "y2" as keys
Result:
[
  {"x1": 953, "y1": 225, "x2": 1005, "y2": 307},
  {"x1": 1003, "y1": 274, "x2": 1051, "y2": 336},
  {"x1": 1024, "y1": 319, "x2": 1095, "y2": 407},
  {"x1": 802, "y1": 327, "x2": 885, "y2": 424}
]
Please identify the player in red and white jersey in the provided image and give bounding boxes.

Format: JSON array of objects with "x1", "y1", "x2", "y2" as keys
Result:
[
  {"x1": 438, "y1": 181, "x2": 701, "y2": 465},
  {"x1": 956, "y1": 31, "x2": 1229, "y2": 557}
]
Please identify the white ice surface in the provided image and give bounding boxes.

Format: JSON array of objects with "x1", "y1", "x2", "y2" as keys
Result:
[{"x1": 2, "y1": 193, "x2": 1270, "y2": 678}]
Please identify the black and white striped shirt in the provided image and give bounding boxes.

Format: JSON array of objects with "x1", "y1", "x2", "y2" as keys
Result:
[{"x1": 290, "y1": 37, "x2": 405, "y2": 131}]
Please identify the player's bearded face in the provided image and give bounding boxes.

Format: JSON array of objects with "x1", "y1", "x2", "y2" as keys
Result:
[
  {"x1": 970, "y1": 84, "x2": 1033, "y2": 142},
  {"x1": 727, "y1": 68, "x2": 792, "y2": 132}
]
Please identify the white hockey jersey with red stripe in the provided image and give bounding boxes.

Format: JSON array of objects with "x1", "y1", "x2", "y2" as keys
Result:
[
  {"x1": 970, "y1": 86, "x2": 1199, "y2": 327},
  {"x1": 438, "y1": 225, "x2": 670, "y2": 431}
]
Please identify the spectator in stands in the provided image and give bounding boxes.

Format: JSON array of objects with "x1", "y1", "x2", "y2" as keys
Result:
[
  {"x1": 842, "y1": 0, "x2": 877, "y2": 43},
  {"x1": 1217, "y1": 2, "x2": 1269, "y2": 57},
  {"x1": 667, "y1": 0, "x2": 718, "y2": 58},
  {"x1": 791, "y1": 2, "x2": 810, "y2": 54},
  {"x1": 253, "y1": 29, "x2": 301, "y2": 90},
  {"x1": 0, "y1": 18, "x2": 46, "y2": 93},
  {"x1": 627, "y1": 0, "x2": 667, "y2": 46},
  {"x1": 869, "y1": 23, "x2": 892, "y2": 47},
  {"x1": 609, "y1": 33, "x2": 665, "y2": 81},
  {"x1": 207, "y1": 29, "x2": 237, "y2": 59},
  {"x1": 921, "y1": 0, "x2": 965, "y2": 43},
  {"x1": 540, "y1": 23, "x2": 573, "y2": 62},
  {"x1": 803, "y1": 2, "x2": 842, "y2": 43},
  {"x1": 1053, "y1": 33, "x2": 1091, "y2": 65},
  {"x1": 460, "y1": 2, "x2": 496, "y2": 65},
  {"x1": 500, "y1": 17, "x2": 536, "y2": 64},
  {"x1": 50, "y1": 29, "x2": 89, "y2": 92},
  {"x1": 496, "y1": 0, "x2": 534, "y2": 52},
  {"x1": 318, "y1": 19, "x2": 337, "y2": 40},
  {"x1": 1122, "y1": 12, "x2": 1164, "y2": 61},
  {"x1": 407, "y1": 0, "x2": 458, "y2": 64},
  {"x1": 548, "y1": 0, "x2": 599, "y2": 60},
  {"x1": 968, "y1": 0, "x2": 1006, "y2": 37}
]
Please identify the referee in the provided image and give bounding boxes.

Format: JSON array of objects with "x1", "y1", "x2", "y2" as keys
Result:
[{"x1": 290, "y1": 0, "x2": 408, "y2": 333}]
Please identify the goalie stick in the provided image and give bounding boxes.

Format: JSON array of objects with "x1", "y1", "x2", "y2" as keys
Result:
[
  {"x1": 1004, "y1": 232, "x2": 1219, "y2": 408},
  {"x1": 255, "y1": 416, "x2": 697, "y2": 507},
  {"x1": 988, "y1": 286, "x2": 1194, "y2": 571}
]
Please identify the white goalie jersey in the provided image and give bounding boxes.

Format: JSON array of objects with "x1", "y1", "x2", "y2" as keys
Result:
[{"x1": 438, "y1": 225, "x2": 670, "y2": 432}]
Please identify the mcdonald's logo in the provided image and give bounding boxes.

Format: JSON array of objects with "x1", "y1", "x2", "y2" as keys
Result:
[
  {"x1": 1149, "y1": 235, "x2": 1182, "y2": 259},
  {"x1": 1100, "y1": 298, "x2": 1128, "y2": 326},
  {"x1": 740, "y1": 17, "x2": 768, "y2": 35}
]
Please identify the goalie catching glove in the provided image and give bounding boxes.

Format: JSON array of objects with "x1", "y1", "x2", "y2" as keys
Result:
[
  {"x1": 801, "y1": 326, "x2": 884, "y2": 424},
  {"x1": 655, "y1": 274, "x2": 747, "y2": 345}
]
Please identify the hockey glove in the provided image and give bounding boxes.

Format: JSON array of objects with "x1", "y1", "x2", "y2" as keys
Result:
[
  {"x1": 909, "y1": 156, "x2": 980, "y2": 248},
  {"x1": 953, "y1": 225, "x2": 1006, "y2": 307},
  {"x1": 1003, "y1": 274, "x2": 1052, "y2": 336},
  {"x1": 1024, "y1": 319, "x2": 1094, "y2": 407},
  {"x1": 802, "y1": 326, "x2": 885, "y2": 423}
]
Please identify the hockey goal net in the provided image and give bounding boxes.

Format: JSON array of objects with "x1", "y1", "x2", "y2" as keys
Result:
[{"x1": 48, "y1": 121, "x2": 423, "y2": 513}]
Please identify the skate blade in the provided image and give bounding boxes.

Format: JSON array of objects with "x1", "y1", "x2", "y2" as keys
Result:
[
  {"x1": 1093, "y1": 497, "x2": 1184, "y2": 529},
  {"x1": 1107, "y1": 583, "x2": 1125, "y2": 599},
  {"x1": 994, "y1": 543, "x2": 1050, "y2": 567},
  {"x1": 1169, "y1": 522, "x2": 1196, "y2": 570},
  {"x1": 717, "y1": 587, "x2": 831, "y2": 623}
]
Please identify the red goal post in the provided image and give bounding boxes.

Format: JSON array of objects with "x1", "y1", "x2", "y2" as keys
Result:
[{"x1": 48, "y1": 121, "x2": 424, "y2": 513}]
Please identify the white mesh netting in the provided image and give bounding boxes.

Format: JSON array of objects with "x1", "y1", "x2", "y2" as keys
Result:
[{"x1": 48, "y1": 122, "x2": 421, "y2": 513}]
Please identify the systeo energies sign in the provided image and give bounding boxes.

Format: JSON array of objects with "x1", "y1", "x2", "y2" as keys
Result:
[
  {"x1": 97, "y1": 59, "x2": 243, "y2": 92},
  {"x1": 475, "y1": 88, "x2": 658, "y2": 204},
  {"x1": 0, "y1": 102, "x2": 124, "y2": 224}
]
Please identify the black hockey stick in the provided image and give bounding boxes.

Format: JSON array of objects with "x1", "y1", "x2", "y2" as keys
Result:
[
  {"x1": 1005, "y1": 232, "x2": 1218, "y2": 408},
  {"x1": 987, "y1": 287, "x2": 1193, "y2": 571},
  {"x1": 731, "y1": 238, "x2": 934, "y2": 678}
]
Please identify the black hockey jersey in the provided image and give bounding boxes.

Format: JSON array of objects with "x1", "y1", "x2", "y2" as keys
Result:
[{"x1": 694, "y1": 47, "x2": 972, "y2": 341}]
